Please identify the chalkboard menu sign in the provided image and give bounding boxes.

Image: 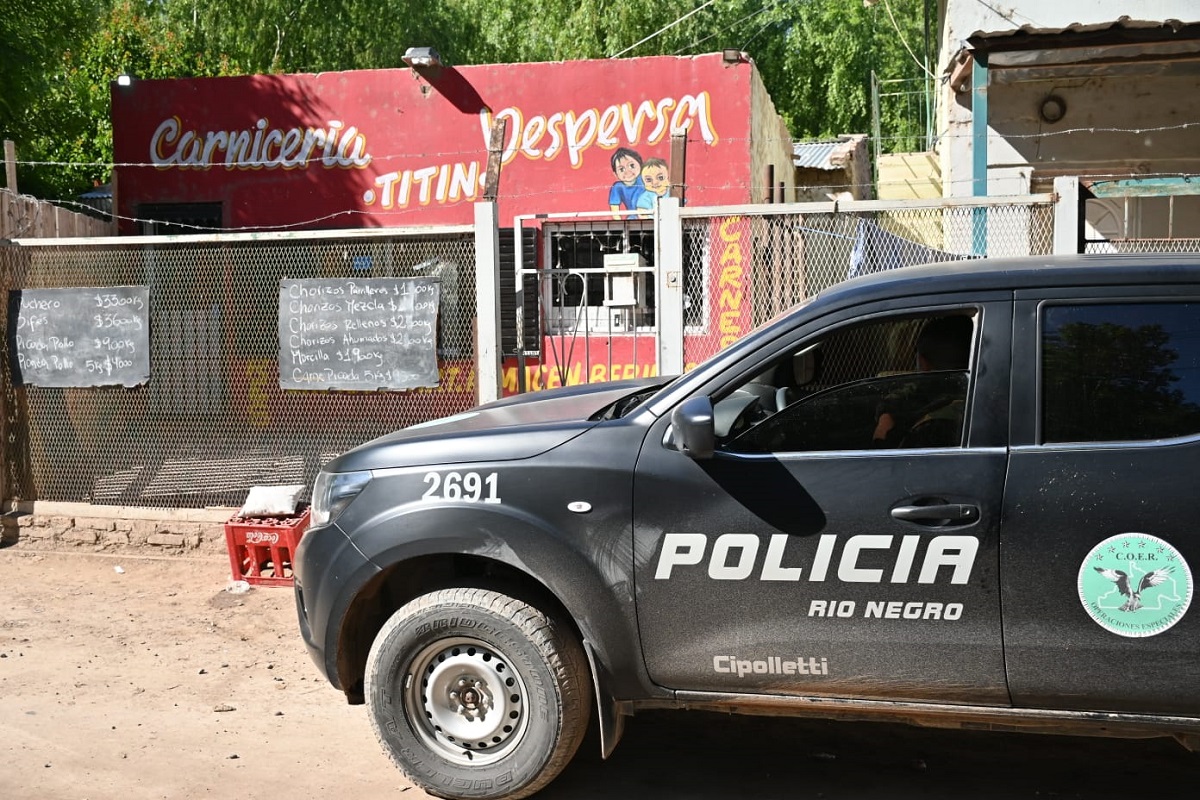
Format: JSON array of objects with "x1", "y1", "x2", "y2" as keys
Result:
[
  {"x1": 278, "y1": 278, "x2": 441, "y2": 391},
  {"x1": 9, "y1": 286, "x2": 151, "y2": 388}
]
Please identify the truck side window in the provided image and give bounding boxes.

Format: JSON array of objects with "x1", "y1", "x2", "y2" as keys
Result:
[
  {"x1": 1042, "y1": 302, "x2": 1200, "y2": 443},
  {"x1": 719, "y1": 310, "x2": 976, "y2": 453}
]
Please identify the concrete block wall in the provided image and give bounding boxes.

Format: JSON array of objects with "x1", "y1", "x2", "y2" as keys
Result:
[
  {"x1": 748, "y1": 64, "x2": 796, "y2": 204},
  {"x1": 2, "y1": 502, "x2": 234, "y2": 555},
  {"x1": 878, "y1": 152, "x2": 942, "y2": 200}
]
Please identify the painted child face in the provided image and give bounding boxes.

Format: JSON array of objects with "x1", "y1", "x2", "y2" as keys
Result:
[
  {"x1": 642, "y1": 164, "x2": 670, "y2": 196},
  {"x1": 614, "y1": 154, "x2": 642, "y2": 185}
]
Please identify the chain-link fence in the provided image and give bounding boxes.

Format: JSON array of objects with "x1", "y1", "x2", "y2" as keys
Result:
[
  {"x1": 5, "y1": 193, "x2": 1161, "y2": 511},
  {"x1": 1, "y1": 229, "x2": 476, "y2": 508},
  {"x1": 679, "y1": 198, "x2": 1056, "y2": 366}
]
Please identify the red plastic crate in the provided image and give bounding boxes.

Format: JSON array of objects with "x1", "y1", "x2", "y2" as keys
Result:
[{"x1": 224, "y1": 507, "x2": 310, "y2": 587}]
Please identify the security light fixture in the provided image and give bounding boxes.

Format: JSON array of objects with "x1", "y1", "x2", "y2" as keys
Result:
[
  {"x1": 1039, "y1": 95, "x2": 1067, "y2": 124},
  {"x1": 116, "y1": 73, "x2": 134, "y2": 87},
  {"x1": 402, "y1": 47, "x2": 442, "y2": 69}
]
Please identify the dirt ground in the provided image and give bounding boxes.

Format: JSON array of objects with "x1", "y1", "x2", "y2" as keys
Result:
[
  {"x1": 0, "y1": 547, "x2": 407, "y2": 800},
  {"x1": 2, "y1": 545, "x2": 1196, "y2": 800}
]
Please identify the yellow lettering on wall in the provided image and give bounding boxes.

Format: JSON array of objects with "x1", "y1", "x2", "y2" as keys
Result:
[
  {"x1": 718, "y1": 244, "x2": 744, "y2": 270},
  {"x1": 497, "y1": 361, "x2": 654, "y2": 394},
  {"x1": 719, "y1": 310, "x2": 744, "y2": 335},
  {"x1": 719, "y1": 216, "x2": 743, "y2": 241},
  {"x1": 713, "y1": 214, "x2": 748, "y2": 350},
  {"x1": 718, "y1": 288, "x2": 742, "y2": 311},
  {"x1": 524, "y1": 366, "x2": 543, "y2": 392}
]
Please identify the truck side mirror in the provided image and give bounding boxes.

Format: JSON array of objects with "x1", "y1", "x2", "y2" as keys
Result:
[{"x1": 670, "y1": 396, "x2": 716, "y2": 460}]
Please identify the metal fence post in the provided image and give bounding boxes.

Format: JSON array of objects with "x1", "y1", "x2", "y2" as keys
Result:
[
  {"x1": 1053, "y1": 176, "x2": 1082, "y2": 255},
  {"x1": 656, "y1": 197, "x2": 685, "y2": 377},
  {"x1": 474, "y1": 202, "x2": 503, "y2": 404},
  {"x1": 971, "y1": 53, "x2": 989, "y2": 256},
  {"x1": 0, "y1": 244, "x2": 9, "y2": 510}
]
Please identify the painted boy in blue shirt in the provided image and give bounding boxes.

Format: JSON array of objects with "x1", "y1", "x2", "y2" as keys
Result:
[{"x1": 608, "y1": 147, "x2": 645, "y2": 217}]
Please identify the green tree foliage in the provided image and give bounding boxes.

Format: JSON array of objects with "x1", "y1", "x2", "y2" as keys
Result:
[
  {"x1": 157, "y1": 0, "x2": 461, "y2": 74},
  {"x1": 433, "y1": 0, "x2": 929, "y2": 140},
  {"x1": 9, "y1": 0, "x2": 930, "y2": 201},
  {"x1": 10, "y1": 0, "x2": 233, "y2": 200},
  {"x1": 0, "y1": 0, "x2": 97, "y2": 124},
  {"x1": 0, "y1": 0, "x2": 100, "y2": 192},
  {"x1": 27, "y1": 0, "x2": 243, "y2": 200}
]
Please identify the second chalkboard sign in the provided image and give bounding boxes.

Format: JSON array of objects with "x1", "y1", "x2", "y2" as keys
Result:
[{"x1": 278, "y1": 278, "x2": 441, "y2": 391}]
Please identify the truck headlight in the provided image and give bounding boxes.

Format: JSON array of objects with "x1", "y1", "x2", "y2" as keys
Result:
[{"x1": 311, "y1": 470, "x2": 371, "y2": 527}]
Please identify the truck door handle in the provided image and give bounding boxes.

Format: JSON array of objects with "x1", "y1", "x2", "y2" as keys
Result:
[{"x1": 890, "y1": 503, "x2": 979, "y2": 524}]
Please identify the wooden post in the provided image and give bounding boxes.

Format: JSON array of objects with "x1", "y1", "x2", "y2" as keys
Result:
[
  {"x1": 110, "y1": 171, "x2": 120, "y2": 235},
  {"x1": 670, "y1": 133, "x2": 688, "y2": 205},
  {"x1": 483, "y1": 118, "x2": 508, "y2": 202},
  {"x1": 3, "y1": 140, "x2": 17, "y2": 194}
]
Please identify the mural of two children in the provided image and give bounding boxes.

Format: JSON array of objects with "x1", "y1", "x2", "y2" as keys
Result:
[{"x1": 608, "y1": 147, "x2": 671, "y2": 218}]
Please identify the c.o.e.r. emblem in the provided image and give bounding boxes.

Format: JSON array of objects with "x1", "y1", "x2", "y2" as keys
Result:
[{"x1": 1077, "y1": 533, "x2": 1192, "y2": 638}]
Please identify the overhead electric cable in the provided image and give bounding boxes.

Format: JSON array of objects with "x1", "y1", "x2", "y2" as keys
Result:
[
  {"x1": 674, "y1": 0, "x2": 792, "y2": 56},
  {"x1": 882, "y1": 0, "x2": 935, "y2": 79},
  {"x1": 610, "y1": 0, "x2": 718, "y2": 58}
]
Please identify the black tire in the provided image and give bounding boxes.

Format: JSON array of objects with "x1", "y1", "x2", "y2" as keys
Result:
[{"x1": 364, "y1": 587, "x2": 592, "y2": 800}]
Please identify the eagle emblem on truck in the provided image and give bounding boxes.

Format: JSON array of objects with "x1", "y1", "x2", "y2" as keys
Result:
[{"x1": 1093, "y1": 566, "x2": 1174, "y2": 612}]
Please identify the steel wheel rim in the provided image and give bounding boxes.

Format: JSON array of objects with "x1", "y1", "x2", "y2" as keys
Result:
[{"x1": 404, "y1": 636, "x2": 530, "y2": 765}]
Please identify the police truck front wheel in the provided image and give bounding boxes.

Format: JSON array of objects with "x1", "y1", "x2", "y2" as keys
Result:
[{"x1": 364, "y1": 587, "x2": 592, "y2": 800}]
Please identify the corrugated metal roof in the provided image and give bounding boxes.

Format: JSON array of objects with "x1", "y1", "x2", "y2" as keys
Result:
[
  {"x1": 792, "y1": 140, "x2": 841, "y2": 170},
  {"x1": 80, "y1": 183, "x2": 112, "y2": 200},
  {"x1": 1082, "y1": 176, "x2": 1200, "y2": 197},
  {"x1": 968, "y1": 17, "x2": 1200, "y2": 48}
]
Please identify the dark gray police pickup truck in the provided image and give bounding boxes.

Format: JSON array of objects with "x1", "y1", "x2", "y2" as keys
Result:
[{"x1": 295, "y1": 253, "x2": 1200, "y2": 799}]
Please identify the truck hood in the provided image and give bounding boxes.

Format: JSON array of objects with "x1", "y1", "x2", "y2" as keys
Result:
[{"x1": 325, "y1": 377, "x2": 666, "y2": 472}]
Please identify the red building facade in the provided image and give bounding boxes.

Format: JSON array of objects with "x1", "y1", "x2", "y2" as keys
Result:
[
  {"x1": 110, "y1": 54, "x2": 794, "y2": 397},
  {"x1": 112, "y1": 53, "x2": 792, "y2": 231}
]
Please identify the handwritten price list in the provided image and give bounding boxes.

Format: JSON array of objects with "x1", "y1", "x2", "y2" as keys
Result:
[
  {"x1": 278, "y1": 278, "x2": 441, "y2": 391},
  {"x1": 9, "y1": 286, "x2": 151, "y2": 388}
]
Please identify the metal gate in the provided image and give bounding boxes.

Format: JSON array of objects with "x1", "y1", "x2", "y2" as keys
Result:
[{"x1": 510, "y1": 211, "x2": 663, "y2": 393}]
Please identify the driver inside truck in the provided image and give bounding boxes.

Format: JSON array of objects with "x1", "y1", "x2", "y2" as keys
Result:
[{"x1": 872, "y1": 315, "x2": 973, "y2": 448}]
